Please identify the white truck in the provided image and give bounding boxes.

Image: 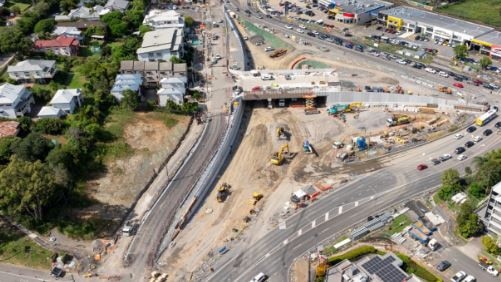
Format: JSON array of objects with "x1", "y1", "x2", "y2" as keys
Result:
[
  {"x1": 479, "y1": 261, "x2": 499, "y2": 276},
  {"x1": 428, "y1": 238, "x2": 439, "y2": 251}
]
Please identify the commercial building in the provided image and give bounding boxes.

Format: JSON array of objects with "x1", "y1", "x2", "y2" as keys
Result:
[
  {"x1": 471, "y1": 30, "x2": 501, "y2": 60},
  {"x1": 119, "y1": 60, "x2": 187, "y2": 86},
  {"x1": 484, "y1": 182, "x2": 501, "y2": 237},
  {"x1": 111, "y1": 74, "x2": 143, "y2": 101},
  {"x1": 137, "y1": 28, "x2": 184, "y2": 62},
  {"x1": 34, "y1": 35, "x2": 80, "y2": 56},
  {"x1": 7, "y1": 60, "x2": 56, "y2": 82},
  {"x1": 142, "y1": 9, "x2": 185, "y2": 30},
  {"x1": 378, "y1": 6, "x2": 493, "y2": 45},
  {"x1": 0, "y1": 83, "x2": 34, "y2": 119},
  {"x1": 318, "y1": 0, "x2": 393, "y2": 24}
]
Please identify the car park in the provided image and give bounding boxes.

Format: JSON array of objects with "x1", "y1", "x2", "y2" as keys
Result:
[
  {"x1": 440, "y1": 154, "x2": 452, "y2": 161},
  {"x1": 457, "y1": 154, "x2": 467, "y2": 161},
  {"x1": 451, "y1": 271, "x2": 467, "y2": 282},
  {"x1": 455, "y1": 147, "x2": 466, "y2": 154},
  {"x1": 467, "y1": 126, "x2": 477, "y2": 133},
  {"x1": 484, "y1": 129, "x2": 493, "y2": 136},
  {"x1": 417, "y1": 164, "x2": 428, "y2": 171},
  {"x1": 436, "y1": 260, "x2": 451, "y2": 271},
  {"x1": 465, "y1": 141, "x2": 474, "y2": 148},
  {"x1": 431, "y1": 158, "x2": 441, "y2": 165}
]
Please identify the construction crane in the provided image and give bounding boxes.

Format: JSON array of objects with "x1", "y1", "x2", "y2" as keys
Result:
[
  {"x1": 216, "y1": 183, "x2": 231, "y2": 202},
  {"x1": 271, "y1": 143, "x2": 289, "y2": 165}
]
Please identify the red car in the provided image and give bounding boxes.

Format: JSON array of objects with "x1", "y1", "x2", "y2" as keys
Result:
[
  {"x1": 417, "y1": 164, "x2": 428, "y2": 171},
  {"x1": 473, "y1": 79, "x2": 483, "y2": 86},
  {"x1": 453, "y1": 82, "x2": 464, "y2": 88}
]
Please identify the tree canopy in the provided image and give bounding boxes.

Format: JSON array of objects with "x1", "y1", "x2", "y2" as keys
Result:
[{"x1": 453, "y1": 44, "x2": 468, "y2": 59}]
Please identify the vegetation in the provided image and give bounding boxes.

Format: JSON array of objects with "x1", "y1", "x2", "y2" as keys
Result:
[
  {"x1": 482, "y1": 235, "x2": 501, "y2": 255},
  {"x1": 327, "y1": 245, "x2": 381, "y2": 265},
  {"x1": 480, "y1": 56, "x2": 493, "y2": 69},
  {"x1": 0, "y1": 229, "x2": 53, "y2": 269},
  {"x1": 439, "y1": 0, "x2": 501, "y2": 28},
  {"x1": 437, "y1": 169, "x2": 463, "y2": 201},
  {"x1": 456, "y1": 201, "x2": 483, "y2": 238},
  {"x1": 396, "y1": 252, "x2": 441, "y2": 281},
  {"x1": 453, "y1": 44, "x2": 468, "y2": 59},
  {"x1": 384, "y1": 214, "x2": 412, "y2": 236}
]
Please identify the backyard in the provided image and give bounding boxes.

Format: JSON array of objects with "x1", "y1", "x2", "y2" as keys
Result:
[{"x1": 439, "y1": 0, "x2": 501, "y2": 28}]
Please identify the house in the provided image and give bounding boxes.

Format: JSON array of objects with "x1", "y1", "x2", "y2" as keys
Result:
[
  {"x1": 137, "y1": 28, "x2": 184, "y2": 62},
  {"x1": 55, "y1": 5, "x2": 110, "y2": 21},
  {"x1": 52, "y1": 26, "x2": 83, "y2": 42},
  {"x1": 34, "y1": 35, "x2": 80, "y2": 56},
  {"x1": 56, "y1": 20, "x2": 106, "y2": 31},
  {"x1": 111, "y1": 74, "x2": 143, "y2": 101},
  {"x1": 142, "y1": 9, "x2": 185, "y2": 30},
  {"x1": 37, "y1": 106, "x2": 66, "y2": 118},
  {"x1": 157, "y1": 76, "x2": 187, "y2": 106},
  {"x1": 105, "y1": 0, "x2": 130, "y2": 12},
  {"x1": 0, "y1": 121, "x2": 20, "y2": 138},
  {"x1": 7, "y1": 60, "x2": 56, "y2": 82},
  {"x1": 49, "y1": 89, "x2": 83, "y2": 114},
  {"x1": 0, "y1": 83, "x2": 34, "y2": 119},
  {"x1": 119, "y1": 60, "x2": 187, "y2": 86}
]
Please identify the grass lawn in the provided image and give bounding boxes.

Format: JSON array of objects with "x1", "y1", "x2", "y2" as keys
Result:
[
  {"x1": 387, "y1": 214, "x2": 412, "y2": 234},
  {"x1": 6, "y1": 1, "x2": 31, "y2": 13},
  {"x1": 101, "y1": 108, "x2": 136, "y2": 161},
  {"x1": 0, "y1": 231, "x2": 52, "y2": 269},
  {"x1": 242, "y1": 20, "x2": 292, "y2": 50},
  {"x1": 396, "y1": 252, "x2": 441, "y2": 281},
  {"x1": 439, "y1": 0, "x2": 501, "y2": 28}
]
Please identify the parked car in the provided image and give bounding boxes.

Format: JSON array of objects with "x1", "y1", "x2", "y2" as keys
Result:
[
  {"x1": 465, "y1": 141, "x2": 474, "y2": 148},
  {"x1": 466, "y1": 126, "x2": 477, "y2": 133},
  {"x1": 495, "y1": 121, "x2": 501, "y2": 128},
  {"x1": 417, "y1": 164, "x2": 428, "y2": 171},
  {"x1": 431, "y1": 158, "x2": 441, "y2": 165},
  {"x1": 454, "y1": 133, "x2": 463, "y2": 139},
  {"x1": 457, "y1": 154, "x2": 467, "y2": 161},
  {"x1": 436, "y1": 260, "x2": 451, "y2": 272},
  {"x1": 479, "y1": 262, "x2": 499, "y2": 276},
  {"x1": 425, "y1": 67, "x2": 437, "y2": 74},
  {"x1": 440, "y1": 154, "x2": 452, "y2": 161},
  {"x1": 463, "y1": 275, "x2": 476, "y2": 282},
  {"x1": 453, "y1": 82, "x2": 464, "y2": 88},
  {"x1": 455, "y1": 147, "x2": 466, "y2": 154},
  {"x1": 483, "y1": 129, "x2": 493, "y2": 136},
  {"x1": 473, "y1": 135, "x2": 483, "y2": 143},
  {"x1": 438, "y1": 71, "x2": 449, "y2": 77},
  {"x1": 451, "y1": 271, "x2": 467, "y2": 282},
  {"x1": 473, "y1": 79, "x2": 483, "y2": 86}
]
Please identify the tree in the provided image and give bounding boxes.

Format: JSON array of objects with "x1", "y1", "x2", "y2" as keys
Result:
[
  {"x1": 33, "y1": 118, "x2": 67, "y2": 135},
  {"x1": 482, "y1": 235, "x2": 501, "y2": 255},
  {"x1": 453, "y1": 44, "x2": 468, "y2": 59},
  {"x1": 0, "y1": 137, "x2": 21, "y2": 164},
  {"x1": 34, "y1": 18, "x2": 55, "y2": 35},
  {"x1": 120, "y1": 89, "x2": 139, "y2": 110},
  {"x1": 480, "y1": 56, "x2": 493, "y2": 70},
  {"x1": 59, "y1": 0, "x2": 78, "y2": 13},
  {"x1": 184, "y1": 16, "x2": 195, "y2": 28},
  {"x1": 17, "y1": 116, "x2": 32, "y2": 136},
  {"x1": 456, "y1": 201, "x2": 483, "y2": 238},
  {"x1": 101, "y1": 11, "x2": 129, "y2": 38},
  {"x1": 468, "y1": 182, "x2": 486, "y2": 199},
  {"x1": 0, "y1": 27, "x2": 33, "y2": 55},
  {"x1": 170, "y1": 56, "x2": 184, "y2": 63},
  {"x1": 0, "y1": 157, "x2": 58, "y2": 222},
  {"x1": 10, "y1": 132, "x2": 54, "y2": 161},
  {"x1": 437, "y1": 169, "x2": 463, "y2": 200},
  {"x1": 138, "y1": 24, "x2": 152, "y2": 36}
]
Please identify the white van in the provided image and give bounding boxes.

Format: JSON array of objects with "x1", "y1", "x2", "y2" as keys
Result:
[
  {"x1": 261, "y1": 73, "x2": 273, "y2": 80},
  {"x1": 250, "y1": 272, "x2": 268, "y2": 282},
  {"x1": 315, "y1": 19, "x2": 324, "y2": 25}
]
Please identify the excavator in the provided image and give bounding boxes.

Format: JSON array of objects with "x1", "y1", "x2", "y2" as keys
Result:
[
  {"x1": 276, "y1": 127, "x2": 289, "y2": 140},
  {"x1": 249, "y1": 192, "x2": 264, "y2": 206},
  {"x1": 271, "y1": 143, "x2": 290, "y2": 165},
  {"x1": 303, "y1": 140, "x2": 313, "y2": 154},
  {"x1": 216, "y1": 182, "x2": 231, "y2": 202}
]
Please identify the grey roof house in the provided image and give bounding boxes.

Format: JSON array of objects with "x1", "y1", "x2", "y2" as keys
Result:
[
  {"x1": 0, "y1": 83, "x2": 34, "y2": 119},
  {"x1": 119, "y1": 60, "x2": 187, "y2": 86},
  {"x1": 111, "y1": 74, "x2": 143, "y2": 101},
  {"x1": 137, "y1": 28, "x2": 184, "y2": 62},
  {"x1": 105, "y1": 0, "x2": 130, "y2": 12},
  {"x1": 7, "y1": 60, "x2": 56, "y2": 82}
]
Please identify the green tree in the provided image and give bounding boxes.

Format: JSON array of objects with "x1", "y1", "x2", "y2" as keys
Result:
[
  {"x1": 59, "y1": 0, "x2": 78, "y2": 13},
  {"x1": 10, "y1": 132, "x2": 54, "y2": 161},
  {"x1": 0, "y1": 157, "x2": 58, "y2": 222},
  {"x1": 482, "y1": 235, "x2": 501, "y2": 255},
  {"x1": 0, "y1": 27, "x2": 33, "y2": 55},
  {"x1": 34, "y1": 18, "x2": 55, "y2": 35},
  {"x1": 33, "y1": 118, "x2": 67, "y2": 135},
  {"x1": 480, "y1": 56, "x2": 493, "y2": 70},
  {"x1": 184, "y1": 16, "x2": 195, "y2": 28},
  {"x1": 456, "y1": 201, "x2": 483, "y2": 238},
  {"x1": 0, "y1": 136, "x2": 21, "y2": 164},
  {"x1": 138, "y1": 24, "x2": 152, "y2": 36},
  {"x1": 170, "y1": 56, "x2": 185, "y2": 63},
  {"x1": 437, "y1": 169, "x2": 463, "y2": 200},
  {"x1": 102, "y1": 11, "x2": 129, "y2": 38},
  {"x1": 17, "y1": 116, "x2": 32, "y2": 135},
  {"x1": 453, "y1": 44, "x2": 468, "y2": 59},
  {"x1": 120, "y1": 89, "x2": 139, "y2": 110},
  {"x1": 468, "y1": 182, "x2": 486, "y2": 199}
]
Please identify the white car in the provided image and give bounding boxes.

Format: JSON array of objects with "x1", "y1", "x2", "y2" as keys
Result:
[
  {"x1": 463, "y1": 275, "x2": 476, "y2": 282},
  {"x1": 473, "y1": 136, "x2": 483, "y2": 143},
  {"x1": 440, "y1": 154, "x2": 452, "y2": 161},
  {"x1": 299, "y1": 24, "x2": 306, "y2": 29},
  {"x1": 296, "y1": 28, "x2": 304, "y2": 33},
  {"x1": 438, "y1": 71, "x2": 449, "y2": 77},
  {"x1": 457, "y1": 154, "x2": 467, "y2": 161},
  {"x1": 312, "y1": 30, "x2": 319, "y2": 35},
  {"x1": 285, "y1": 24, "x2": 293, "y2": 29},
  {"x1": 214, "y1": 54, "x2": 222, "y2": 60},
  {"x1": 396, "y1": 59, "x2": 407, "y2": 65},
  {"x1": 264, "y1": 46, "x2": 275, "y2": 52},
  {"x1": 425, "y1": 67, "x2": 437, "y2": 74},
  {"x1": 451, "y1": 271, "x2": 467, "y2": 282},
  {"x1": 454, "y1": 133, "x2": 463, "y2": 139}
]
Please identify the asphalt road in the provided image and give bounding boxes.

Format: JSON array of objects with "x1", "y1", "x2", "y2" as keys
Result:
[{"x1": 208, "y1": 117, "x2": 501, "y2": 281}]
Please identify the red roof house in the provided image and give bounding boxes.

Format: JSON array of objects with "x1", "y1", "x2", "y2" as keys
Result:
[{"x1": 34, "y1": 35, "x2": 79, "y2": 56}]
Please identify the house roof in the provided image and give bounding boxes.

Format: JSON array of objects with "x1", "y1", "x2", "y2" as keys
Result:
[
  {"x1": 173, "y1": 63, "x2": 187, "y2": 73},
  {"x1": 56, "y1": 20, "x2": 105, "y2": 29},
  {"x1": 159, "y1": 61, "x2": 172, "y2": 71},
  {"x1": 105, "y1": 0, "x2": 129, "y2": 11},
  {"x1": 38, "y1": 106, "x2": 65, "y2": 118},
  {"x1": 50, "y1": 89, "x2": 81, "y2": 104},
  {"x1": 0, "y1": 83, "x2": 26, "y2": 105},
  {"x1": 160, "y1": 76, "x2": 186, "y2": 85},
  {"x1": 35, "y1": 35, "x2": 79, "y2": 49},
  {"x1": 52, "y1": 26, "x2": 82, "y2": 37},
  {"x1": 158, "y1": 87, "x2": 184, "y2": 95},
  {"x1": 0, "y1": 121, "x2": 19, "y2": 138},
  {"x1": 145, "y1": 61, "x2": 159, "y2": 71},
  {"x1": 68, "y1": 5, "x2": 110, "y2": 19},
  {"x1": 7, "y1": 60, "x2": 56, "y2": 73},
  {"x1": 137, "y1": 28, "x2": 183, "y2": 54},
  {"x1": 111, "y1": 74, "x2": 143, "y2": 93},
  {"x1": 143, "y1": 9, "x2": 184, "y2": 27}
]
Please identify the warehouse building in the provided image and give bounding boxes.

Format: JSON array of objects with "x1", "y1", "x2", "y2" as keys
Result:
[
  {"x1": 318, "y1": 0, "x2": 393, "y2": 25},
  {"x1": 378, "y1": 6, "x2": 493, "y2": 45}
]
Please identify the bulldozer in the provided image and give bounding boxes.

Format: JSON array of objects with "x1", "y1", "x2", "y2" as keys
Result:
[
  {"x1": 271, "y1": 143, "x2": 290, "y2": 165},
  {"x1": 216, "y1": 182, "x2": 231, "y2": 202},
  {"x1": 276, "y1": 127, "x2": 289, "y2": 140}
]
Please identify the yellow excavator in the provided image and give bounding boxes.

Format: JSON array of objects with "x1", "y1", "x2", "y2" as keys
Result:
[
  {"x1": 271, "y1": 144, "x2": 289, "y2": 165},
  {"x1": 249, "y1": 192, "x2": 264, "y2": 206},
  {"x1": 276, "y1": 127, "x2": 288, "y2": 140},
  {"x1": 216, "y1": 182, "x2": 231, "y2": 202}
]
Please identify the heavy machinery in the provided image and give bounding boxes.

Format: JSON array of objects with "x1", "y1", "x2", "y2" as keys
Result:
[
  {"x1": 303, "y1": 140, "x2": 313, "y2": 153},
  {"x1": 276, "y1": 127, "x2": 289, "y2": 140},
  {"x1": 386, "y1": 115, "x2": 410, "y2": 127},
  {"x1": 438, "y1": 86, "x2": 452, "y2": 94},
  {"x1": 271, "y1": 143, "x2": 290, "y2": 165},
  {"x1": 348, "y1": 102, "x2": 363, "y2": 111},
  {"x1": 327, "y1": 104, "x2": 349, "y2": 115},
  {"x1": 216, "y1": 182, "x2": 231, "y2": 202},
  {"x1": 269, "y1": 48, "x2": 287, "y2": 58},
  {"x1": 250, "y1": 192, "x2": 263, "y2": 205}
]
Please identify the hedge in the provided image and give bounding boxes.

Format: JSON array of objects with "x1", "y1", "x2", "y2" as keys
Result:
[
  {"x1": 327, "y1": 245, "x2": 380, "y2": 265},
  {"x1": 396, "y1": 253, "x2": 442, "y2": 282}
]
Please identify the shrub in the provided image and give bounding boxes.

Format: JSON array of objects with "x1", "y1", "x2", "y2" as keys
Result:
[
  {"x1": 33, "y1": 118, "x2": 67, "y2": 135},
  {"x1": 327, "y1": 245, "x2": 379, "y2": 265},
  {"x1": 396, "y1": 253, "x2": 441, "y2": 281}
]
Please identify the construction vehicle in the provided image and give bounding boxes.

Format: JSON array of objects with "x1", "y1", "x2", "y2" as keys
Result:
[
  {"x1": 438, "y1": 86, "x2": 452, "y2": 94},
  {"x1": 271, "y1": 143, "x2": 290, "y2": 165},
  {"x1": 276, "y1": 127, "x2": 289, "y2": 140},
  {"x1": 269, "y1": 48, "x2": 287, "y2": 58},
  {"x1": 303, "y1": 140, "x2": 313, "y2": 153},
  {"x1": 250, "y1": 192, "x2": 263, "y2": 205},
  {"x1": 217, "y1": 183, "x2": 231, "y2": 202},
  {"x1": 386, "y1": 115, "x2": 410, "y2": 127},
  {"x1": 349, "y1": 102, "x2": 363, "y2": 111},
  {"x1": 327, "y1": 104, "x2": 349, "y2": 115},
  {"x1": 304, "y1": 94, "x2": 320, "y2": 115}
]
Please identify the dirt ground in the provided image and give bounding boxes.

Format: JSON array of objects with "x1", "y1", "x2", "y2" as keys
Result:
[{"x1": 81, "y1": 113, "x2": 191, "y2": 227}]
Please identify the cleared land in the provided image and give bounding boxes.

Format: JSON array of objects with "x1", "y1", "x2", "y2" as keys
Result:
[{"x1": 439, "y1": 0, "x2": 501, "y2": 28}]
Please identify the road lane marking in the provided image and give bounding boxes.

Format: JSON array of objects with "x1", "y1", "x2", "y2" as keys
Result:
[
  {"x1": 265, "y1": 252, "x2": 270, "y2": 257},
  {"x1": 279, "y1": 220, "x2": 286, "y2": 230},
  {"x1": 325, "y1": 212, "x2": 329, "y2": 221},
  {"x1": 298, "y1": 229, "x2": 302, "y2": 236},
  {"x1": 311, "y1": 220, "x2": 316, "y2": 228},
  {"x1": 338, "y1": 206, "x2": 343, "y2": 214},
  {"x1": 355, "y1": 201, "x2": 359, "y2": 207},
  {"x1": 283, "y1": 239, "x2": 288, "y2": 245}
]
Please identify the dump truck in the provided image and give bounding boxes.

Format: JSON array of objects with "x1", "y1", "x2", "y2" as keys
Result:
[
  {"x1": 409, "y1": 227, "x2": 429, "y2": 244},
  {"x1": 386, "y1": 115, "x2": 410, "y2": 127},
  {"x1": 217, "y1": 183, "x2": 231, "y2": 202}
]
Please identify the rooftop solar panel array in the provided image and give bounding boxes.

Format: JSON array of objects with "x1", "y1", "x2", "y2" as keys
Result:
[{"x1": 361, "y1": 255, "x2": 408, "y2": 282}]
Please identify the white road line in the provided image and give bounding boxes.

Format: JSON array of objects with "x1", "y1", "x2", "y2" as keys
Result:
[
  {"x1": 325, "y1": 212, "x2": 329, "y2": 221},
  {"x1": 265, "y1": 252, "x2": 270, "y2": 258},
  {"x1": 298, "y1": 229, "x2": 302, "y2": 236},
  {"x1": 283, "y1": 239, "x2": 289, "y2": 245},
  {"x1": 311, "y1": 220, "x2": 316, "y2": 228},
  {"x1": 338, "y1": 206, "x2": 343, "y2": 214},
  {"x1": 355, "y1": 201, "x2": 359, "y2": 207}
]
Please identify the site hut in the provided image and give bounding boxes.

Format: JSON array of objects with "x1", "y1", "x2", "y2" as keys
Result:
[
  {"x1": 235, "y1": 69, "x2": 341, "y2": 108},
  {"x1": 318, "y1": 0, "x2": 393, "y2": 25},
  {"x1": 378, "y1": 6, "x2": 493, "y2": 46},
  {"x1": 470, "y1": 30, "x2": 501, "y2": 61}
]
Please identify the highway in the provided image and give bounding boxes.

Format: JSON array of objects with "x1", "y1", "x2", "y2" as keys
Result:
[{"x1": 208, "y1": 118, "x2": 501, "y2": 281}]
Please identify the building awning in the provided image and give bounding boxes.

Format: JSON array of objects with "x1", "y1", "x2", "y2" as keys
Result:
[{"x1": 472, "y1": 38, "x2": 492, "y2": 48}]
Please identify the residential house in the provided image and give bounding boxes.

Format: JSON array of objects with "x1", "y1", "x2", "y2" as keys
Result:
[
  {"x1": 105, "y1": 0, "x2": 130, "y2": 12},
  {"x1": 137, "y1": 28, "x2": 184, "y2": 62},
  {"x1": 37, "y1": 106, "x2": 65, "y2": 118},
  {"x1": 7, "y1": 60, "x2": 56, "y2": 82},
  {"x1": 119, "y1": 60, "x2": 187, "y2": 86},
  {"x1": 34, "y1": 35, "x2": 80, "y2": 56},
  {"x1": 0, "y1": 83, "x2": 34, "y2": 119},
  {"x1": 50, "y1": 89, "x2": 82, "y2": 114},
  {"x1": 111, "y1": 74, "x2": 143, "y2": 101},
  {"x1": 157, "y1": 76, "x2": 187, "y2": 106},
  {"x1": 52, "y1": 26, "x2": 83, "y2": 42},
  {"x1": 55, "y1": 5, "x2": 110, "y2": 21},
  {"x1": 142, "y1": 9, "x2": 185, "y2": 30}
]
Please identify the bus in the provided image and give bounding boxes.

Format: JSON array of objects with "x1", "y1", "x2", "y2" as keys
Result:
[{"x1": 475, "y1": 108, "x2": 497, "y2": 126}]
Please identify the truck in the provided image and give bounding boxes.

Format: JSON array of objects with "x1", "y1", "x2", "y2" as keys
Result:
[
  {"x1": 386, "y1": 115, "x2": 410, "y2": 127},
  {"x1": 408, "y1": 227, "x2": 429, "y2": 244},
  {"x1": 428, "y1": 238, "x2": 439, "y2": 251}
]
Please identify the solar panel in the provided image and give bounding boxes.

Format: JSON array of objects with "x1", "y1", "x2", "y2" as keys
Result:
[{"x1": 361, "y1": 255, "x2": 409, "y2": 282}]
